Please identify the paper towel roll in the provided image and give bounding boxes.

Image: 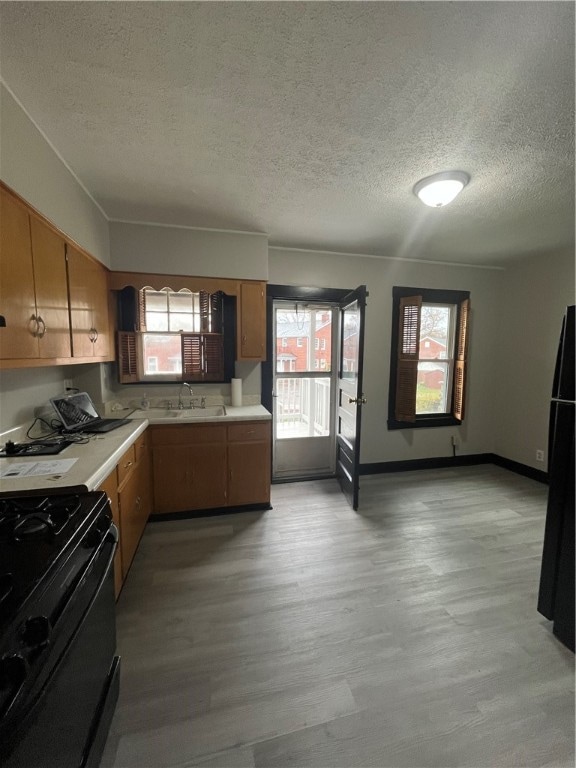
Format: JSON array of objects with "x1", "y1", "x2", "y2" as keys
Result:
[{"x1": 231, "y1": 378, "x2": 243, "y2": 407}]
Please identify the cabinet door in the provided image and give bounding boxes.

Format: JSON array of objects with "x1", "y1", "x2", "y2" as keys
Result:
[
  {"x1": 238, "y1": 281, "x2": 266, "y2": 360},
  {"x1": 228, "y1": 441, "x2": 271, "y2": 506},
  {"x1": 97, "y1": 470, "x2": 123, "y2": 598},
  {"x1": 119, "y1": 468, "x2": 148, "y2": 580},
  {"x1": 67, "y1": 244, "x2": 112, "y2": 358},
  {"x1": 66, "y1": 244, "x2": 95, "y2": 358},
  {"x1": 0, "y1": 189, "x2": 38, "y2": 359},
  {"x1": 152, "y1": 446, "x2": 194, "y2": 514},
  {"x1": 91, "y1": 261, "x2": 112, "y2": 358},
  {"x1": 29, "y1": 217, "x2": 71, "y2": 359},
  {"x1": 135, "y1": 431, "x2": 152, "y2": 519},
  {"x1": 153, "y1": 443, "x2": 227, "y2": 513},
  {"x1": 188, "y1": 443, "x2": 228, "y2": 510}
]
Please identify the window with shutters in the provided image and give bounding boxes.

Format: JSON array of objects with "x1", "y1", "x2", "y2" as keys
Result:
[
  {"x1": 387, "y1": 286, "x2": 470, "y2": 429},
  {"x1": 117, "y1": 287, "x2": 229, "y2": 383}
]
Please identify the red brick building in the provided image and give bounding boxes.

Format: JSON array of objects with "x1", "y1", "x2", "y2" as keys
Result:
[{"x1": 276, "y1": 313, "x2": 332, "y2": 372}]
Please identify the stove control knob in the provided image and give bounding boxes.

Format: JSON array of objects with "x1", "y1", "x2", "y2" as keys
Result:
[{"x1": 20, "y1": 615, "x2": 51, "y2": 653}]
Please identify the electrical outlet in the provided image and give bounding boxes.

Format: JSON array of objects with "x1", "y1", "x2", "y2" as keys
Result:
[
  {"x1": 536, "y1": 449, "x2": 545, "y2": 462},
  {"x1": 64, "y1": 379, "x2": 74, "y2": 390}
]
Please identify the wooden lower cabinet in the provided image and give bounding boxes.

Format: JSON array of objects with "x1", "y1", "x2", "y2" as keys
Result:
[
  {"x1": 118, "y1": 462, "x2": 148, "y2": 580},
  {"x1": 96, "y1": 429, "x2": 151, "y2": 598},
  {"x1": 152, "y1": 443, "x2": 227, "y2": 514},
  {"x1": 228, "y1": 422, "x2": 271, "y2": 505},
  {"x1": 151, "y1": 420, "x2": 271, "y2": 514}
]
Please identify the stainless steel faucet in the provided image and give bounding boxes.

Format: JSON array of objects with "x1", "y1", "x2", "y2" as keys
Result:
[{"x1": 178, "y1": 382, "x2": 194, "y2": 409}]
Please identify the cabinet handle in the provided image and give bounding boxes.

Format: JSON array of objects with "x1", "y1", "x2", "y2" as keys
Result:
[
  {"x1": 36, "y1": 316, "x2": 46, "y2": 339},
  {"x1": 29, "y1": 314, "x2": 39, "y2": 337},
  {"x1": 93, "y1": 327, "x2": 99, "y2": 342},
  {"x1": 124, "y1": 461, "x2": 133, "y2": 469}
]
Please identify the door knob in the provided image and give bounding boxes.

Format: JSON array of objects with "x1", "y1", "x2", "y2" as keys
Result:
[{"x1": 348, "y1": 396, "x2": 367, "y2": 404}]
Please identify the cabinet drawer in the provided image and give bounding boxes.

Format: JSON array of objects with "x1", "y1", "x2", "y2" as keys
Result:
[
  {"x1": 227, "y1": 421, "x2": 270, "y2": 442},
  {"x1": 151, "y1": 423, "x2": 226, "y2": 446},
  {"x1": 117, "y1": 444, "x2": 136, "y2": 486}
]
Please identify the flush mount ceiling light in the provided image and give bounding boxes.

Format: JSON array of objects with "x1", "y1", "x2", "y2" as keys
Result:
[{"x1": 413, "y1": 171, "x2": 470, "y2": 208}]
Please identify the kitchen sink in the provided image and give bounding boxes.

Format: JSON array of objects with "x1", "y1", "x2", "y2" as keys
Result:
[{"x1": 130, "y1": 406, "x2": 226, "y2": 419}]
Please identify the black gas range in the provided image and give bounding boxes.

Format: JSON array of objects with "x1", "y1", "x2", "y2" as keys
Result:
[{"x1": 0, "y1": 491, "x2": 120, "y2": 767}]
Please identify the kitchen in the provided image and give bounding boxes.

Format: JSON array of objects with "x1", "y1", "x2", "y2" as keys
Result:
[{"x1": 0, "y1": 2, "x2": 575, "y2": 767}]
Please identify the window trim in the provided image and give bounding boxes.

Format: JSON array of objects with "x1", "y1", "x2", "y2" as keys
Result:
[{"x1": 387, "y1": 286, "x2": 470, "y2": 430}]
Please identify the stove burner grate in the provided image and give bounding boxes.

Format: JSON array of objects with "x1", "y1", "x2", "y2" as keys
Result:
[{"x1": 0, "y1": 496, "x2": 81, "y2": 542}]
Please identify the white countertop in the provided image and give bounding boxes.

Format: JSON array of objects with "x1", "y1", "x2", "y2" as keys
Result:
[
  {"x1": 0, "y1": 420, "x2": 148, "y2": 497},
  {"x1": 0, "y1": 405, "x2": 271, "y2": 497}
]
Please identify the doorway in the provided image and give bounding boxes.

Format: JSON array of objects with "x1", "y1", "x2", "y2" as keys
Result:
[
  {"x1": 263, "y1": 285, "x2": 367, "y2": 499},
  {"x1": 272, "y1": 300, "x2": 339, "y2": 480}
]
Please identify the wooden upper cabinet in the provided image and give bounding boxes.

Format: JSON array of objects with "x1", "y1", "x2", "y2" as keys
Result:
[
  {"x1": 91, "y1": 257, "x2": 113, "y2": 357},
  {"x1": 67, "y1": 243, "x2": 113, "y2": 360},
  {"x1": 0, "y1": 188, "x2": 39, "y2": 359},
  {"x1": 0, "y1": 183, "x2": 114, "y2": 368},
  {"x1": 29, "y1": 217, "x2": 71, "y2": 359},
  {"x1": 238, "y1": 281, "x2": 266, "y2": 361}
]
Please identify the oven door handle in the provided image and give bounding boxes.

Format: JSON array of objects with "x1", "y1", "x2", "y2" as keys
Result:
[{"x1": 51, "y1": 524, "x2": 118, "y2": 631}]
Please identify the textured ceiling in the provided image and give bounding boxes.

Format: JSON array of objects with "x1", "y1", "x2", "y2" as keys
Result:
[{"x1": 0, "y1": 2, "x2": 574, "y2": 265}]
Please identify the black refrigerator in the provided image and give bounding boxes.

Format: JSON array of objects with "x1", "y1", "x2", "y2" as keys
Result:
[{"x1": 537, "y1": 305, "x2": 575, "y2": 652}]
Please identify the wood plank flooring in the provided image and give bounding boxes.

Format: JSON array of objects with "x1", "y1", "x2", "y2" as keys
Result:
[{"x1": 101, "y1": 466, "x2": 574, "y2": 768}]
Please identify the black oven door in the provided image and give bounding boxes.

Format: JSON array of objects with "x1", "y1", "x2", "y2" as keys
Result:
[{"x1": 0, "y1": 529, "x2": 120, "y2": 768}]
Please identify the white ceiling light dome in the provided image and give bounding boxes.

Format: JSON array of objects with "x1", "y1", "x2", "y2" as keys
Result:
[{"x1": 413, "y1": 171, "x2": 470, "y2": 208}]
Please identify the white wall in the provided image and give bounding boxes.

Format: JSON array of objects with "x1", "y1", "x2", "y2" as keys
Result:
[
  {"x1": 0, "y1": 85, "x2": 110, "y2": 265},
  {"x1": 0, "y1": 366, "x2": 72, "y2": 435},
  {"x1": 269, "y1": 247, "x2": 503, "y2": 465},
  {"x1": 0, "y1": 85, "x2": 112, "y2": 434},
  {"x1": 110, "y1": 221, "x2": 268, "y2": 280},
  {"x1": 494, "y1": 248, "x2": 575, "y2": 470}
]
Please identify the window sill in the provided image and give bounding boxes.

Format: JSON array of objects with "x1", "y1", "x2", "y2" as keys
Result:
[{"x1": 387, "y1": 415, "x2": 462, "y2": 430}]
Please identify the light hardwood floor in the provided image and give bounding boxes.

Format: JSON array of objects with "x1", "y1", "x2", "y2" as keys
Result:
[{"x1": 102, "y1": 466, "x2": 574, "y2": 768}]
